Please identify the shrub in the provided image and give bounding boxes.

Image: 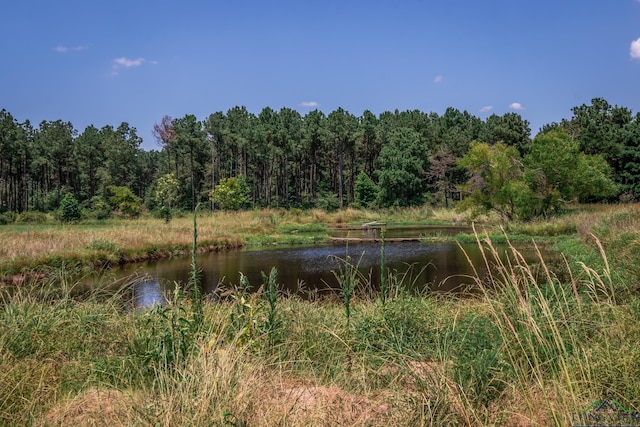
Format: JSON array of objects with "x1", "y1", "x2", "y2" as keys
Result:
[
  {"x1": 87, "y1": 196, "x2": 112, "y2": 220},
  {"x1": 59, "y1": 193, "x2": 82, "y2": 223},
  {"x1": 0, "y1": 211, "x2": 17, "y2": 225},
  {"x1": 209, "y1": 176, "x2": 250, "y2": 211},
  {"x1": 16, "y1": 211, "x2": 49, "y2": 223},
  {"x1": 105, "y1": 186, "x2": 142, "y2": 218}
]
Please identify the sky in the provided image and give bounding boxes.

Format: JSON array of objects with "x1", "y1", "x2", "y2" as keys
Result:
[{"x1": 2, "y1": 0, "x2": 640, "y2": 150}]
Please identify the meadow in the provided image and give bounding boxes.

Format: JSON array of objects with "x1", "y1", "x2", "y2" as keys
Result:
[{"x1": 1, "y1": 204, "x2": 639, "y2": 426}]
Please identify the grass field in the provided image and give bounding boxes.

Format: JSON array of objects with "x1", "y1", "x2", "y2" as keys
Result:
[{"x1": 1, "y1": 204, "x2": 639, "y2": 426}]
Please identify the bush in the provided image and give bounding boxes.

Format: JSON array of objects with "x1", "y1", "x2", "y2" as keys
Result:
[
  {"x1": 209, "y1": 176, "x2": 250, "y2": 211},
  {"x1": 59, "y1": 193, "x2": 82, "y2": 223},
  {"x1": 86, "y1": 196, "x2": 112, "y2": 220},
  {"x1": 16, "y1": 211, "x2": 49, "y2": 224},
  {"x1": 105, "y1": 186, "x2": 142, "y2": 218},
  {"x1": 315, "y1": 191, "x2": 340, "y2": 212},
  {"x1": 355, "y1": 172, "x2": 378, "y2": 208},
  {"x1": 0, "y1": 211, "x2": 17, "y2": 225}
]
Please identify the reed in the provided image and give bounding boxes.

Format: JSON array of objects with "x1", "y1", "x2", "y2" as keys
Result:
[{"x1": 2, "y1": 204, "x2": 640, "y2": 425}]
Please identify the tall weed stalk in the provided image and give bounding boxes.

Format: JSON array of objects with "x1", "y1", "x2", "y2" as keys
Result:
[
  {"x1": 462, "y1": 226, "x2": 624, "y2": 424},
  {"x1": 379, "y1": 228, "x2": 387, "y2": 305}
]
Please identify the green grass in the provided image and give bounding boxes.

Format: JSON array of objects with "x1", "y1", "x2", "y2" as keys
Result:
[{"x1": 2, "y1": 204, "x2": 640, "y2": 425}]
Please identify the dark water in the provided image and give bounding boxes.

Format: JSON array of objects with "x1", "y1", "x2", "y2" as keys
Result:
[{"x1": 109, "y1": 225, "x2": 541, "y2": 307}]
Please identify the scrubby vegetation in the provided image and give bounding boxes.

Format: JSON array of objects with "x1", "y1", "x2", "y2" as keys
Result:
[{"x1": 1, "y1": 204, "x2": 639, "y2": 425}]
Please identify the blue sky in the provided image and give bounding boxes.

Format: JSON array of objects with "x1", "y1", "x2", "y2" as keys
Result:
[{"x1": 2, "y1": 0, "x2": 640, "y2": 150}]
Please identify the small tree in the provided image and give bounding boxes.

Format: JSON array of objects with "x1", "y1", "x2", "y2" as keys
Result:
[
  {"x1": 354, "y1": 172, "x2": 378, "y2": 208},
  {"x1": 155, "y1": 173, "x2": 180, "y2": 222},
  {"x1": 105, "y1": 185, "x2": 143, "y2": 218},
  {"x1": 209, "y1": 176, "x2": 250, "y2": 210},
  {"x1": 59, "y1": 193, "x2": 82, "y2": 223},
  {"x1": 457, "y1": 141, "x2": 524, "y2": 220}
]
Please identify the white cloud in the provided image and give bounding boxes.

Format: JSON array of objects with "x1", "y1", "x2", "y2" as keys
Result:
[
  {"x1": 111, "y1": 57, "x2": 156, "y2": 76},
  {"x1": 479, "y1": 105, "x2": 493, "y2": 113},
  {"x1": 630, "y1": 37, "x2": 640, "y2": 59},
  {"x1": 54, "y1": 44, "x2": 89, "y2": 53},
  {"x1": 114, "y1": 57, "x2": 145, "y2": 68},
  {"x1": 433, "y1": 75, "x2": 443, "y2": 84},
  {"x1": 299, "y1": 101, "x2": 319, "y2": 108},
  {"x1": 509, "y1": 102, "x2": 525, "y2": 110}
]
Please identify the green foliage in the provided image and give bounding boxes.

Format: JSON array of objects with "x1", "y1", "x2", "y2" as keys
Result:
[
  {"x1": 16, "y1": 211, "x2": 48, "y2": 223},
  {"x1": 86, "y1": 195, "x2": 112, "y2": 220},
  {"x1": 459, "y1": 132, "x2": 618, "y2": 219},
  {"x1": 448, "y1": 314, "x2": 507, "y2": 407},
  {"x1": 524, "y1": 128, "x2": 618, "y2": 215},
  {"x1": 261, "y1": 267, "x2": 283, "y2": 347},
  {"x1": 331, "y1": 252, "x2": 366, "y2": 327},
  {"x1": 155, "y1": 173, "x2": 180, "y2": 222},
  {"x1": 0, "y1": 211, "x2": 17, "y2": 224},
  {"x1": 130, "y1": 287, "x2": 199, "y2": 376},
  {"x1": 105, "y1": 185, "x2": 142, "y2": 218},
  {"x1": 59, "y1": 193, "x2": 82, "y2": 223},
  {"x1": 226, "y1": 268, "x2": 283, "y2": 349},
  {"x1": 209, "y1": 176, "x2": 250, "y2": 211},
  {"x1": 457, "y1": 141, "x2": 524, "y2": 220},
  {"x1": 228, "y1": 274, "x2": 260, "y2": 347},
  {"x1": 353, "y1": 296, "x2": 439, "y2": 356},
  {"x1": 354, "y1": 172, "x2": 378, "y2": 208},
  {"x1": 376, "y1": 127, "x2": 428, "y2": 207},
  {"x1": 314, "y1": 190, "x2": 340, "y2": 211}
]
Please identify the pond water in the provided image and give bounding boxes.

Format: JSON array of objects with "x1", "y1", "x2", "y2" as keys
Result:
[{"x1": 105, "y1": 225, "x2": 543, "y2": 307}]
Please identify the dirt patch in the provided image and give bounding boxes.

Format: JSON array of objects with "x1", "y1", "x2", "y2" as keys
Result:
[
  {"x1": 251, "y1": 382, "x2": 391, "y2": 426},
  {"x1": 41, "y1": 388, "x2": 132, "y2": 427}
]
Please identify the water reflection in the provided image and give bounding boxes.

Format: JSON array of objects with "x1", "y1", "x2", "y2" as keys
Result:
[
  {"x1": 98, "y1": 225, "x2": 548, "y2": 304},
  {"x1": 133, "y1": 278, "x2": 166, "y2": 308},
  {"x1": 114, "y1": 240, "x2": 520, "y2": 301}
]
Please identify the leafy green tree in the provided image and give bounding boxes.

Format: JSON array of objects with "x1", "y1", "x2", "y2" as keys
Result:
[
  {"x1": 75, "y1": 125, "x2": 105, "y2": 201},
  {"x1": 105, "y1": 185, "x2": 142, "y2": 218},
  {"x1": 354, "y1": 172, "x2": 378, "y2": 208},
  {"x1": 209, "y1": 176, "x2": 250, "y2": 210},
  {"x1": 457, "y1": 141, "x2": 525, "y2": 220},
  {"x1": 481, "y1": 112, "x2": 531, "y2": 155},
  {"x1": 327, "y1": 108, "x2": 357, "y2": 207},
  {"x1": 376, "y1": 127, "x2": 428, "y2": 207},
  {"x1": 87, "y1": 195, "x2": 112, "y2": 220},
  {"x1": 59, "y1": 193, "x2": 82, "y2": 222},
  {"x1": 524, "y1": 128, "x2": 617, "y2": 215},
  {"x1": 620, "y1": 115, "x2": 640, "y2": 199},
  {"x1": 563, "y1": 98, "x2": 631, "y2": 188},
  {"x1": 173, "y1": 115, "x2": 208, "y2": 211},
  {"x1": 302, "y1": 109, "x2": 327, "y2": 204},
  {"x1": 155, "y1": 173, "x2": 180, "y2": 222}
]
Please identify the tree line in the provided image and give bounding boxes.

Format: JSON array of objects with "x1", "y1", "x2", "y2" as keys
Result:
[{"x1": 1, "y1": 97, "x2": 639, "y2": 220}]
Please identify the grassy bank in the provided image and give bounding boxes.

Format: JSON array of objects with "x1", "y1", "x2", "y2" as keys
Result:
[
  {"x1": 1, "y1": 204, "x2": 640, "y2": 425},
  {"x1": 0, "y1": 206, "x2": 462, "y2": 279}
]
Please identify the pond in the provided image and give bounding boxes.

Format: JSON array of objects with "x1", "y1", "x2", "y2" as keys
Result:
[{"x1": 105, "y1": 225, "x2": 545, "y2": 307}]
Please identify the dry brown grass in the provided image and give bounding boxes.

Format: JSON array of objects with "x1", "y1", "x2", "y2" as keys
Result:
[{"x1": 41, "y1": 388, "x2": 134, "y2": 427}]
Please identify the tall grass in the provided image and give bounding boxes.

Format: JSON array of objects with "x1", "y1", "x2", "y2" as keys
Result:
[
  {"x1": 460, "y1": 226, "x2": 640, "y2": 425},
  {"x1": 2, "y1": 205, "x2": 640, "y2": 425}
]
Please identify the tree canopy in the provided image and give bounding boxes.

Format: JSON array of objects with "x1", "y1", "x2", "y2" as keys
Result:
[{"x1": 0, "y1": 98, "x2": 636, "y2": 221}]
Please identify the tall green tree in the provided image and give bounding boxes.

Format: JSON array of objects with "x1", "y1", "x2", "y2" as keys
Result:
[
  {"x1": 457, "y1": 141, "x2": 525, "y2": 220},
  {"x1": 376, "y1": 127, "x2": 428, "y2": 207},
  {"x1": 327, "y1": 108, "x2": 357, "y2": 207},
  {"x1": 524, "y1": 128, "x2": 617, "y2": 215},
  {"x1": 620, "y1": 114, "x2": 640, "y2": 199},
  {"x1": 75, "y1": 125, "x2": 104, "y2": 201},
  {"x1": 302, "y1": 109, "x2": 327, "y2": 204},
  {"x1": 173, "y1": 115, "x2": 206, "y2": 211},
  {"x1": 564, "y1": 97, "x2": 631, "y2": 187},
  {"x1": 481, "y1": 112, "x2": 531, "y2": 155}
]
